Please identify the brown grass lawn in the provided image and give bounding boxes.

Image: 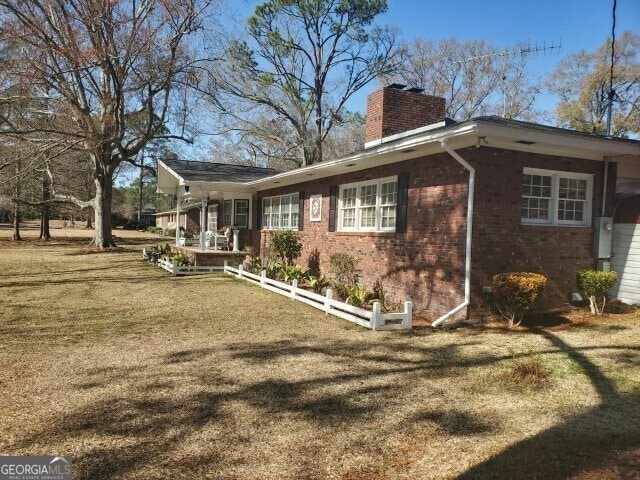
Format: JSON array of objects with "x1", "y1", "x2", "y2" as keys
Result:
[{"x1": 0, "y1": 239, "x2": 639, "y2": 479}]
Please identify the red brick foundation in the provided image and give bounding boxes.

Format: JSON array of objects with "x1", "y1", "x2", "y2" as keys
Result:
[{"x1": 172, "y1": 247, "x2": 246, "y2": 267}]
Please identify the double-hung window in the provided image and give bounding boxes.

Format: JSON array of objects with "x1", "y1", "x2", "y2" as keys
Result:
[
  {"x1": 338, "y1": 176, "x2": 398, "y2": 232},
  {"x1": 234, "y1": 199, "x2": 249, "y2": 228},
  {"x1": 521, "y1": 168, "x2": 592, "y2": 226},
  {"x1": 262, "y1": 193, "x2": 299, "y2": 230},
  {"x1": 223, "y1": 198, "x2": 250, "y2": 228}
]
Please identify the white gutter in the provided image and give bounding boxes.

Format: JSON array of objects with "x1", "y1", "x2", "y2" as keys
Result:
[
  {"x1": 364, "y1": 120, "x2": 448, "y2": 149},
  {"x1": 432, "y1": 141, "x2": 475, "y2": 327},
  {"x1": 246, "y1": 123, "x2": 479, "y2": 189}
]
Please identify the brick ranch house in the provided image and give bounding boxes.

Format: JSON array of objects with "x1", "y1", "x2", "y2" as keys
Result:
[{"x1": 157, "y1": 85, "x2": 640, "y2": 324}]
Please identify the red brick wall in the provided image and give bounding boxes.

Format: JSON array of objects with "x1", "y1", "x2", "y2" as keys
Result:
[
  {"x1": 256, "y1": 153, "x2": 469, "y2": 314},
  {"x1": 254, "y1": 147, "x2": 613, "y2": 319},
  {"x1": 365, "y1": 87, "x2": 446, "y2": 144},
  {"x1": 467, "y1": 147, "x2": 614, "y2": 316},
  {"x1": 172, "y1": 247, "x2": 245, "y2": 267}
]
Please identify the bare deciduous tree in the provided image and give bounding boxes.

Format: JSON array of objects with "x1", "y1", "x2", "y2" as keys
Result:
[
  {"x1": 390, "y1": 38, "x2": 541, "y2": 121},
  {"x1": 209, "y1": 0, "x2": 400, "y2": 167},
  {"x1": 0, "y1": 0, "x2": 217, "y2": 247},
  {"x1": 547, "y1": 31, "x2": 639, "y2": 137}
]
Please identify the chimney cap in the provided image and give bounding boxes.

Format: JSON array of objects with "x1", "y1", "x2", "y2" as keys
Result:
[
  {"x1": 406, "y1": 87, "x2": 424, "y2": 94},
  {"x1": 387, "y1": 83, "x2": 406, "y2": 90}
]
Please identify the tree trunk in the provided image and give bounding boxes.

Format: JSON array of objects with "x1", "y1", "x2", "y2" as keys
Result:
[
  {"x1": 588, "y1": 296, "x2": 597, "y2": 315},
  {"x1": 138, "y1": 160, "x2": 143, "y2": 224},
  {"x1": 314, "y1": 94, "x2": 323, "y2": 165},
  {"x1": 93, "y1": 173, "x2": 115, "y2": 248},
  {"x1": 86, "y1": 215, "x2": 92, "y2": 229},
  {"x1": 12, "y1": 161, "x2": 21, "y2": 241},
  {"x1": 39, "y1": 173, "x2": 51, "y2": 240}
]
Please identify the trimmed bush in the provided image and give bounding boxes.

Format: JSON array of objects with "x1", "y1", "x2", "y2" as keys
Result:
[
  {"x1": 329, "y1": 253, "x2": 360, "y2": 300},
  {"x1": 329, "y1": 253, "x2": 359, "y2": 286},
  {"x1": 492, "y1": 272, "x2": 547, "y2": 328},
  {"x1": 271, "y1": 230, "x2": 302, "y2": 267},
  {"x1": 576, "y1": 269, "x2": 618, "y2": 315}
]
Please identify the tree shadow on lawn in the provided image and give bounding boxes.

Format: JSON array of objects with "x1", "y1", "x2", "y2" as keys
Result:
[
  {"x1": 456, "y1": 326, "x2": 640, "y2": 479},
  {"x1": 6, "y1": 338, "x2": 499, "y2": 478},
  {"x1": 5, "y1": 331, "x2": 639, "y2": 479}
]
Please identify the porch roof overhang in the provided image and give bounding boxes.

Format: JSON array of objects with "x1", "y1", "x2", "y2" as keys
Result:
[{"x1": 157, "y1": 159, "x2": 278, "y2": 197}]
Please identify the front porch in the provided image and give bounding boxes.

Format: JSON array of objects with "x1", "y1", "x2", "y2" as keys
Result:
[{"x1": 156, "y1": 158, "x2": 278, "y2": 257}]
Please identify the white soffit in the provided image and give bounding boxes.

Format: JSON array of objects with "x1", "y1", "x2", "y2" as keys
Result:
[{"x1": 477, "y1": 122, "x2": 640, "y2": 160}]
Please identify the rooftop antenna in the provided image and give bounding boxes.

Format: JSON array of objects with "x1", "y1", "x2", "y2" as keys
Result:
[
  {"x1": 454, "y1": 41, "x2": 561, "y2": 64},
  {"x1": 455, "y1": 40, "x2": 561, "y2": 118},
  {"x1": 606, "y1": 0, "x2": 617, "y2": 136}
]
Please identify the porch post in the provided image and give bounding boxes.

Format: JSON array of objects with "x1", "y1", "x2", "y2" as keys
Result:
[
  {"x1": 175, "y1": 196, "x2": 180, "y2": 246},
  {"x1": 200, "y1": 197, "x2": 207, "y2": 252},
  {"x1": 232, "y1": 228, "x2": 240, "y2": 252}
]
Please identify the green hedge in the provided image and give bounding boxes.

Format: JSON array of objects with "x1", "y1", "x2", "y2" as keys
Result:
[{"x1": 576, "y1": 269, "x2": 617, "y2": 315}]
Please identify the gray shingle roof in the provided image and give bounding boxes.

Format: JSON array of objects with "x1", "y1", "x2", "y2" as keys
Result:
[
  {"x1": 372, "y1": 115, "x2": 640, "y2": 151},
  {"x1": 472, "y1": 116, "x2": 640, "y2": 144},
  {"x1": 162, "y1": 158, "x2": 280, "y2": 183}
]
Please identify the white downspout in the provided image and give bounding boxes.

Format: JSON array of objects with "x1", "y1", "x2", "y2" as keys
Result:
[{"x1": 432, "y1": 141, "x2": 475, "y2": 327}]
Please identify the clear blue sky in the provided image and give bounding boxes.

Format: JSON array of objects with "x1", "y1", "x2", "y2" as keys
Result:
[
  {"x1": 229, "y1": 0, "x2": 638, "y2": 114},
  {"x1": 174, "y1": 0, "x2": 639, "y2": 163},
  {"x1": 349, "y1": 0, "x2": 640, "y2": 113}
]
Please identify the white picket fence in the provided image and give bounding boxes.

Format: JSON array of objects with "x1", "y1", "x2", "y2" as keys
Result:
[
  {"x1": 224, "y1": 262, "x2": 412, "y2": 331},
  {"x1": 157, "y1": 257, "x2": 223, "y2": 275},
  {"x1": 143, "y1": 249, "x2": 223, "y2": 276}
]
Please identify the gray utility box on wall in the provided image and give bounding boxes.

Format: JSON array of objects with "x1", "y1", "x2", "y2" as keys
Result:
[{"x1": 593, "y1": 216, "x2": 613, "y2": 260}]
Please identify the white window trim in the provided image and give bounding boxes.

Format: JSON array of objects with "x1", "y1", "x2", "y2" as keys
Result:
[
  {"x1": 522, "y1": 168, "x2": 593, "y2": 227},
  {"x1": 338, "y1": 175, "x2": 398, "y2": 232},
  {"x1": 261, "y1": 193, "x2": 300, "y2": 231}
]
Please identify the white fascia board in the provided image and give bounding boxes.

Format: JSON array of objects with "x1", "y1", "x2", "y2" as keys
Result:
[
  {"x1": 179, "y1": 182, "x2": 257, "y2": 199},
  {"x1": 477, "y1": 122, "x2": 640, "y2": 160},
  {"x1": 156, "y1": 159, "x2": 182, "y2": 193},
  {"x1": 247, "y1": 123, "x2": 479, "y2": 190},
  {"x1": 364, "y1": 120, "x2": 448, "y2": 149},
  {"x1": 157, "y1": 158, "x2": 259, "y2": 196},
  {"x1": 157, "y1": 160, "x2": 182, "y2": 180}
]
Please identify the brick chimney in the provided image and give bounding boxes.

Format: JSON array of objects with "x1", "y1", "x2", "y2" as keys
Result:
[{"x1": 365, "y1": 85, "x2": 446, "y2": 145}]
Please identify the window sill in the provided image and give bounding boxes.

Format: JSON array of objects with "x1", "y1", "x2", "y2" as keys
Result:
[
  {"x1": 520, "y1": 223, "x2": 593, "y2": 232},
  {"x1": 334, "y1": 231, "x2": 397, "y2": 237}
]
